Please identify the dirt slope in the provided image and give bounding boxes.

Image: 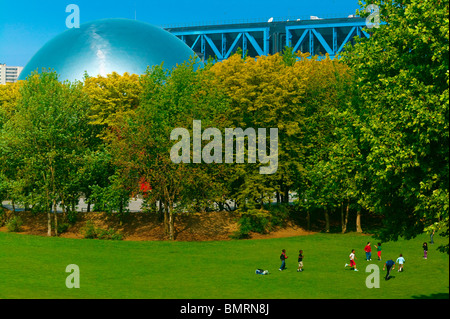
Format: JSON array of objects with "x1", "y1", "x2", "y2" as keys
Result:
[{"x1": 0, "y1": 209, "x2": 316, "y2": 241}]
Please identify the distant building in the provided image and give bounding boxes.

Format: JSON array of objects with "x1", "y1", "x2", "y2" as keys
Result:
[
  {"x1": 18, "y1": 19, "x2": 198, "y2": 83},
  {"x1": 0, "y1": 64, "x2": 24, "y2": 84},
  {"x1": 165, "y1": 17, "x2": 370, "y2": 62}
]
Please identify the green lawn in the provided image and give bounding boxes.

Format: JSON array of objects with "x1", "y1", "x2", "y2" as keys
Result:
[{"x1": 0, "y1": 231, "x2": 448, "y2": 299}]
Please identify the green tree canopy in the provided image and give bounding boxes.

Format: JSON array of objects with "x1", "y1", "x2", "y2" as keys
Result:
[{"x1": 342, "y1": 0, "x2": 449, "y2": 250}]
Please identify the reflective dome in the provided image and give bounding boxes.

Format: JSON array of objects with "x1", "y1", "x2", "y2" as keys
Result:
[{"x1": 19, "y1": 18, "x2": 200, "y2": 82}]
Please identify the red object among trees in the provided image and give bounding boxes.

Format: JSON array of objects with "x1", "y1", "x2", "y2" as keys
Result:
[{"x1": 139, "y1": 178, "x2": 152, "y2": 193}]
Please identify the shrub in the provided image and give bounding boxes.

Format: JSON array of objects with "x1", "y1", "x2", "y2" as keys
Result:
[
  {"x1": 66, "y1": 211, "x2": 78, "y2": 225},
  {"x1": 57, "y1": 223, "x2": 70, "y2": 234},
  {"x1": 0, "y1": 209, "x2": 6, "y2": 227},
  {"x1": 82, "y1": 220, "x2": 98, "y2": 239},
  {"x1": 229, "y1": 212, "x2": 269, "y2": 240},
  {"x1": 98, "y1": 228, "x2": 123, "y2": 240},
  {"x1": 239, "y1": 213, "x2": 270, "y2": 234},
  {"x1": 232, "y1": 204, "x2": 291, "y2": 239},
  {"x1": 267, "y1": 204, "x2": 290, "y2": 228},
  {"x1": 7, "y1": 216, "x2": 23, "y2": 232},
  {"x1": 82, "y1": 220, "x2": 123, "y2": 240},
  {"x1": 230, "y1": 229, "x2": 251, "y2": 240}
]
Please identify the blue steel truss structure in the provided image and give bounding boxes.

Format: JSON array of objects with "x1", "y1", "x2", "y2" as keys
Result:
[{"x1": 165, "y1": 17, "x2": 372, "y2": 61}]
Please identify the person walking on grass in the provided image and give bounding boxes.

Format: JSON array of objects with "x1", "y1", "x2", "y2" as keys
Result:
[
  {"x1": 364, "y1": 242, "x2": 372, "y2": 261},
  {"x1": 423, "y1": 242, "x2": 428, "y2": 259},
  {"x1": 345, "y1": 249, "x2": 358, "y2": 271},
  {"x1": 376, "y1": 242, "x2": 382, "y2": 261},
  {"x1": 297, "y1": 250, "x2": 304, "y2": 272},
  {"x1": 383, "y1": 259, "x2": 395, "y2": 280},
  {"x1": 396, "y1": 254, "x2": 406, "y2": 272},
  {"x1": 279, "y1": 249, "x2": 288, "y2": 271}
]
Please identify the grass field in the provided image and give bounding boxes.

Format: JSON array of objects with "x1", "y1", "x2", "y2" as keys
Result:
[{"x1": 0, "y1": 231, "x2": 448, "y2": 299}]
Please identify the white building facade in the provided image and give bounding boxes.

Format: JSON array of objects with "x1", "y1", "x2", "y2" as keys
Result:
[{"x1": 0, "y1": 64, "x2": 24, "y2": 84}]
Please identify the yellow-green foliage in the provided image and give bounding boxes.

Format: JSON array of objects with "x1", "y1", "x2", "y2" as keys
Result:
[{"x1": 83, "y1": 72, "x2": 142, "y2": 128}]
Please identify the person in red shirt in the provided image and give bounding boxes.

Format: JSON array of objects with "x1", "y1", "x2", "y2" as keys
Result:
[{"x1": 364, "y1": 242, "x2": 372, "y2": 261}]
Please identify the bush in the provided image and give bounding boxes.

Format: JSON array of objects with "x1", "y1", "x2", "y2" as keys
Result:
[
  {"x1": 98, "y1": 228, "x2": 123, "y2": 240},
  {"x1": 0, "y1": 209, "x2": 6, "y2": 227},
  {"x1": 7, "y1": 216, "x2": 23, "y2": 232},
  {"x1": 239, "y1": 213, "x2": 270, "y2": 234},
  {"x1": 231, "y1": 204, "x2": 291, "y2": 239},
  {"x1": 267, "y1": 204, "x2": 290, "y2": 228},
  {"x1": 82, "y1": 220, "x2": 98, "y2": 239},
  {"x1": 230, "y1": 229, "x2": 251, "y2": 240},
  {"x1": 57, "y1": 223, "x2": 70, "y2": 234},
  {"x1": 229, "y1": 212, "x2": 269, "y2": 240},
  {"x1": 66, "y1": 211, "x2": 78, "y2": 225},
  {"x1": 82, "y1": 220, "x2": 123, "y2": 240}
]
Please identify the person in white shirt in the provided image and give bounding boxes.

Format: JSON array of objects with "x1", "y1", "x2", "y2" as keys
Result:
[
  {"x1": 345, "y1": 249, "x2": 358, "y2": 271},
  {"x1": 396, "y1": 254, "x2": 406, "y2": 272}
]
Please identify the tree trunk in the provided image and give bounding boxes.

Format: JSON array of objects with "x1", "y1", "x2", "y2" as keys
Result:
[
  {"x1": 169, "y1": 209, "x2": 174, "y2": 241},
  {"x1": 284, "y1": 187, "x2": 289, "y2": 203},
  {"x1": 158, "y1": 200, "x2": 163, "y2": 222},
  {"x1": 61, "y1": 197, "x2": 66, "y2": 221},
  {"x1": 324, "y1": 208, "x2": 330, "y2": 233},
  {"x1": 50, "y1": 165, "x2": 57, "y2": 236},
  {"x1": 118, "y1": 201, "x2": 123, "y2": 226},
  {"x1": 53, "y1": 199, "x2": 58, "y2": 236},
  {"x1": 163, "y1": 201, "x2": 169, "y2": 235},
  {"x1": 356, "y1": 209, "x2": 363, "y2": 233},
  {"x1": 342, "y1": 202, "x2": 349, "y2": 234},
  {"x1": 47, "y1": 210, "x2": 52, "y2": 236},
  {"x1": 167, "y1": 199, "x2": 175, "y2": 241},
  {"x1": 306, "y1": 210, "x2": 311, "y2": 231},
  {"x1": 46, "y1": 186, "x2": 52, "y2": 236}
]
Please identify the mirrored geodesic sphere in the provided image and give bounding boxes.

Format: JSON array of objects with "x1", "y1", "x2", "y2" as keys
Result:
[{"x1": 19, "y1": 18, "x2": 199, "y2": 82}]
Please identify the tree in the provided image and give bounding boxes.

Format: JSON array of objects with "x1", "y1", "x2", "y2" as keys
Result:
[
  {"x1": 209, "y1": 52, "x2": 307, "y2": 226},
  {"x1": 111, "y1": 59, "x2": 229, "y2": 240},
  {"x1": 291, "y1": 53, "x2": 359, "y2": 233},
  {"x1": 83, "y1": 71, "x2": 142, "y2": 141},
  {"x1": 0, "y1": 82, "x2": 23, "y2": 208},
  {"x1": 342, "y1": 0, "x2": 449, "y2": 249},
  {"x1": 1, "y1": 72, "x2": 93, "y2": 236}
]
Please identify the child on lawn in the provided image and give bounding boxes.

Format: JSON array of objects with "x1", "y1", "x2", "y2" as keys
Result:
[
  {"x1": 376, "y1": 243, "x2": 382, "y2": 261},
  {"x1": 423, "y1": 242, "x2": 428, "y2": 259},
  {"x1": 297, "y1": 250, "x2": 304, "y2": 272},
  {"x1": 345, "y1": 249, "x2": 358, "y2": 271},
  {"x1": 364, "y1": 242, "x2": 372, "y2": 261},
  {"x1": 396, "y1": 254, "x2": 405, "y2": 272},
  {"x1": 279, "y1": 249, "x2": 288, "y2": 271}
]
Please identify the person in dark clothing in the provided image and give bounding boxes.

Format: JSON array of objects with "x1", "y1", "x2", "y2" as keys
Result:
[
  {"x1": 423, "y1": 242, "x2": 428, "y2": 259},
  {"x1": 279, "y1": 249, "x2": 288, "y2": 271},
  {"x1": 383, "y1": 259, "x2": 396, "y2": 280},
  {"x1": 297, "y1": 250, "x2": 304, "y2": 272}
]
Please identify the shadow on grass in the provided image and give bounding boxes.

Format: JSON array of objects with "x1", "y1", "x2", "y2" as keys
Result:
[
  {"x1": 385, "y1": 276, "x2": 395, "y2": 280},
  {"x1": 411, "y1": 292, "x2": 449, "y2": 299}
]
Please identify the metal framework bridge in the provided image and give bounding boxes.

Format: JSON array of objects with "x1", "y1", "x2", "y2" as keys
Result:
[{"x1": 165, "y1": 17, "x2": 370, "y2": 61}]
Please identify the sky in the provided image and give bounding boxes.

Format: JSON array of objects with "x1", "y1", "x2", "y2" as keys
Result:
[{"x1": 0, "y1": 0, "x2": 361, "y2": 67}]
